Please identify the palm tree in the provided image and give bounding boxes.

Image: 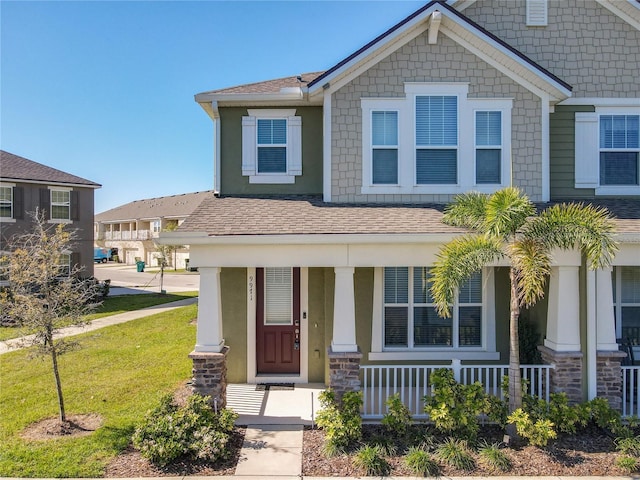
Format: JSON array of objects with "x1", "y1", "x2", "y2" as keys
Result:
[{"x1": 429, "y1": 187, "x2": 617, "y2": 421}]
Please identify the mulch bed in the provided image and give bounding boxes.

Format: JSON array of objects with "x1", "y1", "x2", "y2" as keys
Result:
[{"x1": 302, "y1": 424, "x2": 627, "y2": 477}]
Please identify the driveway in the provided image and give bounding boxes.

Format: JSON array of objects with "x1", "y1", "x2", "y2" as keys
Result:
[{"x1": 94, "y1": 263, "x2": 199, "y2": 295}]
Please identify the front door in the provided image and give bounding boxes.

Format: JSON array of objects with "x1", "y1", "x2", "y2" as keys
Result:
[{"x1": 256, "y1": 267, "x2": 300, "y2": 374}]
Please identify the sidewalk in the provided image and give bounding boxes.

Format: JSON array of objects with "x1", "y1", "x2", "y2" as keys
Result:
[{"x1": 0, "y1": 297, "x2": 198, "y2": 355}]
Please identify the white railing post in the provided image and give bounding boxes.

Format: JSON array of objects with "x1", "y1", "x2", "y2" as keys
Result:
[{"x1": 451, "y1": 359, "x2": 462, "y2": 383}]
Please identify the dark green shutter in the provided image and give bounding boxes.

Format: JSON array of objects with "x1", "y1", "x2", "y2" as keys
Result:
[
  {"x1": 70, "y1": 191, "x2": 79, "y2": 221},
  {"x1": 39, "y1": 189, "x2": 50, "y2": 220},
  {"x1": 12, "y1": 186, "x2": 24, "y2": 219}
]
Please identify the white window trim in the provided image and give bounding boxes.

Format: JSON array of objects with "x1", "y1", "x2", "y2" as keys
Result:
[
  {"x1": 361, "y1": 84, "x2": 512, "y2": 195},
  {"x1": 614, "y1": 266, "x2": 640, "y2": 341},
  {"x1": 369, "y1": 266, "x2": 498, "y2": 361},
  {"x1": 0, "y1": 182, "x2": 15, "y2": 223},
  {"x1": 242, "y1": 109, "x2": 302, "y2": 184},
  {"x1": 48, "y1": 186, "x2": 72, "y2": 223},
  {"x1": 575, "y1": 105, "x2": 640, "y2": 195}
]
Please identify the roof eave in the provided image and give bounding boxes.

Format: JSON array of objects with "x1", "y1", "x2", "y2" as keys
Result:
[{"x1": 0, "y1": 177, "x2": 101, "y2": 189}]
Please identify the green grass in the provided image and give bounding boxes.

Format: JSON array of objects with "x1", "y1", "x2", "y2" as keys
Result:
[
  {"x1": 0, "y1": 304, "x2": 197, "y2": 477},
  {"x1": 0, "y1": 292, "x2": 198, "y2": 341}
]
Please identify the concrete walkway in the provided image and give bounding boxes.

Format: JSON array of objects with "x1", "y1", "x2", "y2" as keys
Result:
[
  {"x1": 235, "y1": 424, "x2": 303, "y2": 476},
  {"x1": 0, "y1": 297, "x2": 197, "y2": 355}
]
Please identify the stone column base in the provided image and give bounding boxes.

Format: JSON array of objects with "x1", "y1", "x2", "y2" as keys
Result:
[
  {"x1": 538, "y1": 345, "x2": 583, "y2": 404},
  {"x1": 597, "y1": 350, "x2": 626, "y2": 412},
  {"x1": 328, "y1": 347, "x2": 363, "y2": 400},
  {"x1": 189, "y1": 347, "x2": 229, "y2": 410}
]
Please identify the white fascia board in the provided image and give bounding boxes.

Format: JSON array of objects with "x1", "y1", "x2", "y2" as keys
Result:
[
  {"x1": 156, "y1": 232, "x2": 462, "y2": 246},
  {"x1": 194, "y1": 90, "x2": 304, "y2": 105},
  {"x1": 441, "y1": 21, "x2": 571, "y2": 102},
  {"x1": 558, "y1": 97, "x2": 640, "y2": 107},
  {"x1": 595, "y1": 0, "x2": 640, "y2": 30},
  {"x1": 0, "y1": 178, "x2": 101, "y2": 189}
]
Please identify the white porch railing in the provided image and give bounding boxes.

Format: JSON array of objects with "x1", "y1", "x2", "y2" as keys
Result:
[
  {"x1": 360, "y1": 360, "x2": 554, "y2": 419},
  {"x1": 622, "y1": 366, "x2": 640, "y2": 418}
]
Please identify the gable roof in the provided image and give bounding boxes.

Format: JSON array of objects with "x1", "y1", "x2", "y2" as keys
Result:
[
  {"x1": 307, "y1": 0, "x2": 572, "y2": 102},
  {"x1": 0, "y1": 150, "x2": 101, "y2": 188},
  {"x1": 95, "y1": 190, "x2": 214, "y2": 223},
  {"x1": 197, "y1": 72, "x2": 324, "y2": 97}
]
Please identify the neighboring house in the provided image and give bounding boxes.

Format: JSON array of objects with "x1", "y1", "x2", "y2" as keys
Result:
[
  {"x1": 161, "y1": 0, "x2": 640, "y2": 414},
  {"x1": 94, "y1": 191, "x2": 212, "y2": 268},
  {"x1": 0, "y1": 150, "x2": 101, "y2": 280}
]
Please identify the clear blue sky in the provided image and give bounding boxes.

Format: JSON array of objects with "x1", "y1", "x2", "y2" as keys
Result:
[{"x1": 1, "y1": 0, "x2": 426, "y2": 213}]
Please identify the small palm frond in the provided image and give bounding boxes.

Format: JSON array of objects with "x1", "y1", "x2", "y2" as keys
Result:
[
  {"x1": 484, "y1": 187, "x2": 535, "y2": 239},
  {"x1": 430, "y1": 235, "x2": 503, "y2": 317},
  {"x1": 442, "y1": 191, "x2": 489, "y2": 231},
  {"x1": 509, "y1": 239, "x2": 552, "y2": 308},
  {"x1": 524, "y1": 203, "x2": 617, "y2": 270}
]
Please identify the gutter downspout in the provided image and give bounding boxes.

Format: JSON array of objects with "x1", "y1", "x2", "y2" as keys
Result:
[{"x1": 211, "y1": 101, "x2": 221, "y2": 194}]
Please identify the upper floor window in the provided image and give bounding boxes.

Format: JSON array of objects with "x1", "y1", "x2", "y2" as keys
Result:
[
  {"x1": 0, "y1": 186, "x2": 12, "y2": 218},
  {"x1": 575, "y1": 107, "x2": 640, "y2": 195},
  {"x1": 152, "y1": 220, "x2": 161, "y2": 233},
  {"x1": 372, "y1": 111, "x2": 399, "y2": 184},
  {"x1": 383, "y1": 267, "x2": 482, "y2": 349},
  {"x1": 599, "y1": 115, "x2": 639, "y2": 186},
  {"x1": 361, "y1": 84, "x2": 511, "y2": 195},
  {"x1": 51, "y1": 189, "x2": 71, "y2": 221},
  {"x1": 242, "y1": 109, "x2": 302, "y2": 184}
]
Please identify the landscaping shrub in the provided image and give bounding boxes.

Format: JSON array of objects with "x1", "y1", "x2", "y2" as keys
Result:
[
  {"x1": 507, "y1": 408, "x2": 556, "y2": 447},
  {"x1": 353, "y1": 444, "x2": 390, "y2": 476},
  {"x1": 616, "y1": 455, "x2": 639, "y2": 474},
  {"x1": 423, "y1": 368, "x2": 487, "y2": 439},
  {"x1": 404, "y1": 446, "x2": 440, "y2": 476},
  {"x1": 315, "y1": 389, "x2": 362, "y2": 456},
  {"x1": 435, "y1": 438, "x2": 476, "y2": 471},
  {"x1": 132, "y1": 393, "x2": 238, "y2": 466},
  {"x1": 381, "y1": 392, "x2": 412, "y2": 437},
  {"x1": 478, "y1": 441, "x2": 512, "y2": 472}
]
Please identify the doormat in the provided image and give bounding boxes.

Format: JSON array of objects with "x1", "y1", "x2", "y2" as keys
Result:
[{"x1": 255, "y1": 383, "x2": 295, "y2": 391}]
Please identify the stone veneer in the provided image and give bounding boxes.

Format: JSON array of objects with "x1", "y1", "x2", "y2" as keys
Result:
[
  {"x1": 331, "y1": 32, "x2": 542, "y2": 203},
  {"x1": 597, "y1": 350, "x2": 626, "y2": 412},
  {"x1": 189, "y1": 347, "x2": 229, "y2": 410},
  {"x1": 328, "y1": 348, "x2": 363, "y2": 400},
  {"x1": 538, "y1": 345, "x2": 583, "y2": 404}
]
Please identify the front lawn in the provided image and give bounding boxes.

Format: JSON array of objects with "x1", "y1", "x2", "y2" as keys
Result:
[
  {"x1": 0, "y1": 304, "x2": 197, "y2": 477},
  {"x1": 0, "y1": 291, "x2": 198, "y2": 341}
]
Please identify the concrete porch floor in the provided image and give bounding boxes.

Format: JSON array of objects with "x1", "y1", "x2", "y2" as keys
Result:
[{"x1": 227, "y1": 383, "x2": 325, "y2": 425}]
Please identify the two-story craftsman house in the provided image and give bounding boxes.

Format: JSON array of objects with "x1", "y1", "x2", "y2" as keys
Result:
[{"x1": 161, "y1": 0, "x2": 640, "y2": 415}]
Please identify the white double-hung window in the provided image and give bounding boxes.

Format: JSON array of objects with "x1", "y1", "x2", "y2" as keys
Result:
[
  {"x1": 242, "y1": 109, "x2": 302, "y2": 184},
  {"x1": 613, "y1": 266, "x2": 640, "y2": 345},
  {"x1": 361, "y1": 83, "x2": 511, "y2": 195},
  {"x1": 575, "y1": 107, "x2": 640, "y2": 195},
  {"x1": 0, "y1": 185, "x2": 13, "y2": 219}
]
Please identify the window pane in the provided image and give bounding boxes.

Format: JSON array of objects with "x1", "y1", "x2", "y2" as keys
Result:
[
  {"x1": 51, "y1": 205, "x2": 69, "y2": 220},
  {"x1": 416, "y1": 149, "x2": 457, "y2": 184},
  {"x1": 265, "y1": 267, "x2": 292, "y2": 325},
  {"x1": 384, "y1": 267, "x2": 408, "y2": 303},
  {"x1": 51, "y1": 190, "x2": 69, "y2": 204},
  {"x1": 476, "y1": 111, "x2": 501, "y2": 146},
  {"x1": 600, "y1": 115, "x2": 640, "y2": 149},
  {"x1": 476, "y1": 149, "x2": 501, "y2": 184},
  {"x1": 600, "y1": 152, "x2": 639, "y2": 185},
  {"x1": 0, "y1": 187, "x2": 11, "y2": 202},
  {"x1": 258, "y1": 147, "x2": 287, "y2": 173},
  {"x1": 459, "y1": 272, "x2": 482, "y2": 303},
  {"x1": 258, "y1": 119, "x2": 286, "y2": 144},
  {"x1": 414, "y1": 307, "x2": 451, "y2": 346},
  {"x1": 416, "y1": 96, "x2": 457, "y2": 146},
  {"x1": 459, "y1": 306, "x2": 482, "y2": 346},
  {"x1": 0, "y1": 206, "x2": 10, "y2": 217},
  {"x1": 413, "y1": 267, "x2": 433, "y2": 304},
  {"x1": 384, "y1": 306, "x2": 408, "y2": 347},
  {"x1": 372, "y1": 149, "x2": 398, "y2": 184},
  {"x1": 621, "y1": 267, "x2": 640, "y2": 303},
  {"x1": 622, "y1": 307, "x2": 640, "y2": 345},
  {"x1": 372, "y1": 111, "x2": 398, "y2": 145}
]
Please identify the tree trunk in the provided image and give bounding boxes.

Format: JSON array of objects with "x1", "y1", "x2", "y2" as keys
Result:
[
  {"x1": 48, "y1": 335, "x2": 66, "y2": 423},
  {"x1": 506, "y1": 268, "x2": 522, "y2": 438}
]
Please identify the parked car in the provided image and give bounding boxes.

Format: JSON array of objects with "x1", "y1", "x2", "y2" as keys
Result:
[{"x1": 94, "y1": 247, "x2": 110, "y2": 263}]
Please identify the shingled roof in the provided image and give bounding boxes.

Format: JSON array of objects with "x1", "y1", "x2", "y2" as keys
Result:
[
  {"x1": 0, "y1": 150, "x2": 101, "y2": 187},
  {"x1": 196, "y1": 72, "x2": 324, "y2": 96},
  {"x1": 96, "y1": 190, "x2": 214, "y2": 222},
  {"x1": 178, "y1": 195, "x2": 640, "y2": 237}
]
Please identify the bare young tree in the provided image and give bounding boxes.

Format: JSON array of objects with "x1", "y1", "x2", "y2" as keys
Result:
[{"x1": 0, "y1": 209, "x2": 101, "y2": 424}]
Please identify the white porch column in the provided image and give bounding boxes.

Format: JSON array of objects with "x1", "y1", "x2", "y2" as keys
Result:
[
  {"x1": 195, "y1": 266, "x2": 224, "y2": 352},
  {"x1": 331, "y1": 266, "x2": 358, "y2": 352},
  {"x1": 545, "y1": 266, "x2": 581, "y2": 351},
  {"x1": 596, "y1": 266, "x2": 618, "y2": 350}
]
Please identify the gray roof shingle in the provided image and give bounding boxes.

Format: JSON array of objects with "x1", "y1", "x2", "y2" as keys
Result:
[
  {"x1": 96, "y1": 190, "x2": 214, "y2": 222},
  {"x1": 0, "y1": 150, "x2": 101, "y2": 187},
  {"x1": 178, "y1": 195, "x2": 640, "y2": 237},
  {"x1": 197, "y1": 72, "x2": 325, "y2": 96}
]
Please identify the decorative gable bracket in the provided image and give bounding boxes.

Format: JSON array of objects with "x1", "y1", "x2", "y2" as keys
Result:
[{"x1": 428, "y1": 11, "x2": 442, "y2": 45}]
